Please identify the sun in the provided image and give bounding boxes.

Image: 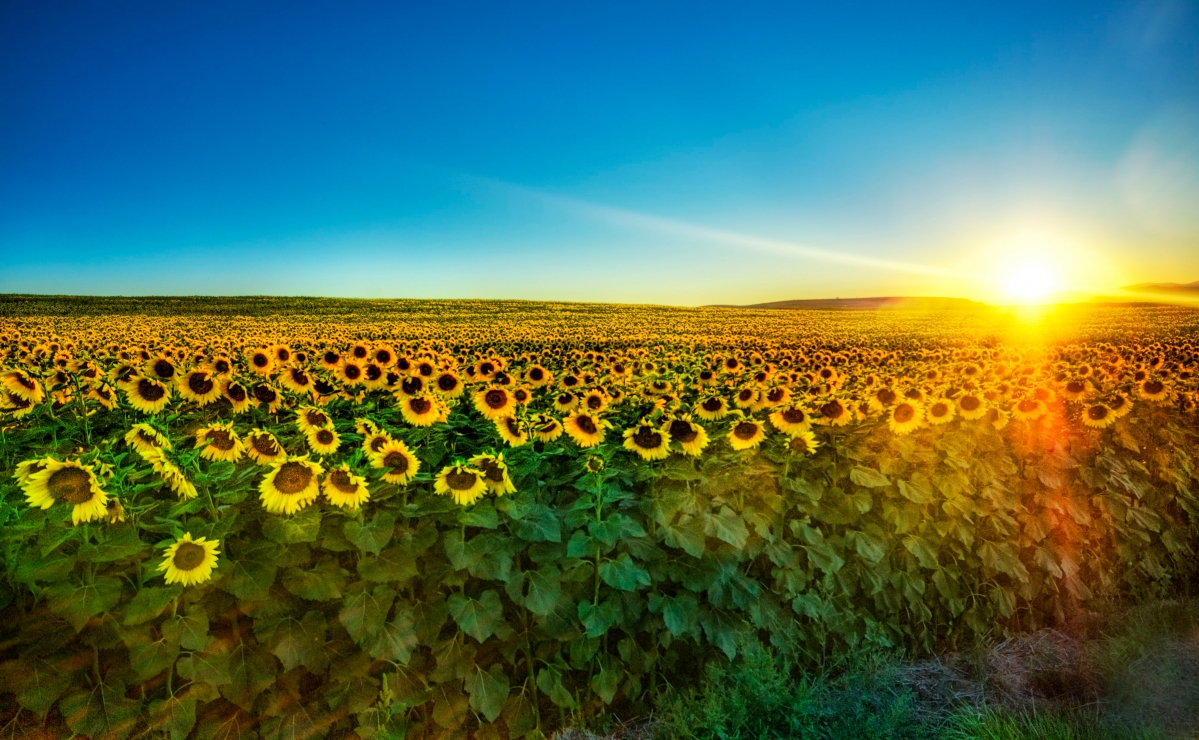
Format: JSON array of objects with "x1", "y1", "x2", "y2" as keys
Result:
[{"x1": 1002, "y1": 261, "x2": 1059, "y2": 303}]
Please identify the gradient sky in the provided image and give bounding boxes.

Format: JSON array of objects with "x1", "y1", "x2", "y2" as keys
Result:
[{"x1": 1, "y1": 1, "x2": 1197, "y2": 305}]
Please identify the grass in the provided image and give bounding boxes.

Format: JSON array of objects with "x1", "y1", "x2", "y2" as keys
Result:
[{"x1": 645, "y1": 599, "x2": 1199, "y2": 740}]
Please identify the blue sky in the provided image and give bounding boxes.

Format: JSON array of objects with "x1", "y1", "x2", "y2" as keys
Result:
[{"x1": 1, "y1": 1, "x2": 1197, "y2": 305}]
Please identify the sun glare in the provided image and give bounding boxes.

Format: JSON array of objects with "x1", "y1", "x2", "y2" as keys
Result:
[{"x1": 1002, "y1": 261, "x2": 1059, "y2": 303}]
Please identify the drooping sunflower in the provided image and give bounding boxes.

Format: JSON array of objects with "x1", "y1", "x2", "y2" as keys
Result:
[
  {"x1": 468, "y1": 453, "x2": 517, "y2": 495},
  {"x1": 495, "y1": 415, "x2": 529, "y2": 447},
  {"x1": 695, "y1": 395, "x2": 730, "y2": 421},
  {"x1": 306, "y1": 426, "x2": 341, "y2": 456},
  {"x1": 14, "y1": 458, "x2": 49, "y2": 487},
  {"x1": 563, "y1": 411, "x2": 608, "y2": 448},
  {"x1": 473, "y1": 386, "x2": 516, "y2": 420},
  {"x1": 1, "y1": 391, "x2": 35, "y2": 418},
  {"x1": 142, "y1": 448, "x2": 199, "y2": 499},
  {"x1": 768, "y1": 405, "x2": 811, "y2": 435},
  {"x1": 125, "y1": 422, "x2": 172, "y2": 455},
  {"x1": 360, "y1": 426, "x2": 394, "y2": 457},
  {"x1": 372, "y1": 439, "x2": 420, "y2": 485},
  {"x1": 926, "y1": 399, "x2": 956, "y2": 425},
  {"x1": 788, "y1": 430, "x2": 821, "y2": 456},
  {"x1": 623, "y1": 422, "x2": 671, "y2": 461},
  {"x1": 888, "y1": 402, "x2": 924, "y2": 435},
  {"x1": 280, "y1": 366, "x2": 315, "y2": 394},
  {"x1": 1, "y1": 369, "x2": 44, "y2": 405},
  {"x1": 178, "y1": 369, "x2": 221, "y2": 406},
  {"x1": 245, "y1": 429, "x2": 287, "y2": 465},
  {"x1": 322, "y1": 465, "x2": 371, "y2": 510},
  {"x1": 434, "y1": 464, "x2": 488, "y2": 505},
  {"x1": 260, "y1": 457, "x2": 324, "y2": 515},
  {"x1": 399, "y1": 393, "x2": 444, "y2": 427},
  {"x1": 1061, "y1": 379, "x2": 1089, "y2": 402},
  {"x1": 531, "y1": 413, "x2": 564, "y2": 442},
  {"x1": 125, "y1": 377, "x2": 171, "y2": 414},
  {"x1": 23, "y1": 459, "x2": 109, "y2": 524},
  {"x1": 221, "y1": 379, "x2": 252, "y2": 414},
  {"x1": 158, "y1": 533, "x2": 219, "y2": 587},
  {"x1": 956, "y1": 394, "x2": 987, "y2": 420},
  {"x1": 663, "y1": 415, "x2": 709, "y2": 457},
  {"x1": 195, "y1": 423, "x2": 244, "y2": 463},
  {"x1": 1082, "y1": 404, "x2": 1115, "y2": 429},
  {"x1": 728, "y1": 419, "x2": 766, "y2": 451}
]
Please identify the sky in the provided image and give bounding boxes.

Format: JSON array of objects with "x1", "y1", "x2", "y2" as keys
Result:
[{"x1": 1, "y1": 1, "x2": 1197, "y2": 306}]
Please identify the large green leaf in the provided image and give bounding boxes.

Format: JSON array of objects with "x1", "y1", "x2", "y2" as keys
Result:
[
  {"x1": 123, "y1": 585, "x2": 182, "y2": 626},
  {"x1": 524, "y1": 566, "x2": 561, "y2": 616},
  {"x1": 270, "y1": 610, "x2": 327, "y2": 671},
  {"x1": 368, "y1": 605, "x2": 419, "y2": 664},
  {"x1": 222, "y1": 643, "x2": 277, "y2": 710},
  {"x1": 706, "y1": 506, "x2": 749, "y2": 549},
  {"x1": 598, "y1": 553, "x2": 650, "y2": 591},
  {"x1": 448, "y1": 590, "x2": 505, "y2": 643},
  {"x1": 344, "y1": 511, "x2": 397, "y2": 555},
  {"x1": 340, "y1": 583, "x2": 396, "y2": 644},
  {"x1": 513, "y1": 504, "x2": 561, "y2": 543},
  {"x1": 465, "y1": 664, "x2": 509, "y2": 722},
  {"x1": 148, "y1": 696, "x2": 197, "y2": 740},
  {"x1": 282, "y1": 557, "x2": 348, "y2": 601},
  {"x1": 850, "y1": 466, "x2": 890, "y2": 489},
  {"x1": 262, "y1": 507, "x2": 323, "y2": 544},
  {"x1": 45, "y1": 576, "x2": 123, "y2": 631},
  {"x1": 60, "y1": 679, "x2": 141, "y2": 740}
]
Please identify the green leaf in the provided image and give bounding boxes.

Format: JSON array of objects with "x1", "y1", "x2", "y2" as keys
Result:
[
  {"x1": 9, "y1": 658, "x2": 72, "y2": 715},
  {"x1": 282, "y1": 556, "x2": 348, "y2": 601},
  {"x1": 15, "y1": 553, "x2": 75, "y2": 584},
  {"x1": 344, "y1": 511, "x2": 397, "y2": 555},
  {"x1": 902, "y1": 536, "x2": 939, "y2": 570},
  {"x1": 513, "y1": 504, "x2": 561, "y2": 543},
  {"x1": 82, "y1": 525, "x2": 149, "y2": 563},
  {"x1": 270, "y1": 610, "x2": 327, "y2": 671},
  {"x1": 590, "y1": 657, "x2": 622, "y2": 704},
  {"x1": 898, "y1": 477, "x2": 934, "y2": 504},
  {"x1": 661, "y1": 516, "x2": 706, "y2": 557},
  {"x1": 850, "y1": 466, "x2": 890, "y2": 488},
  {"x1": 465, "y1": 664, "x2": 510, "y2": 723},
  {"x1": 262, "y1": 507, "x2": 322, "y2": 544},
  {"x1": 525, "y1": 566, "x2": 561, "y2": 616},
  {"x1": 222, "y1": 643, "x2": 277, "y2": 710},
  {"x1": 368, "y1": 605, "x2": 419, "y2": 664},
  {"x1": 162, "y1": 604, "x2": 210, "y2": 651},
  {"x1": 458, "y1": 501, "x2": 499, "y2": 529},
  {"x1": 577, "y1": 600, "x2": 618, "y2": 638},
  {"x1": 45, "y1": 576, "x2": 123, "y2": 631},
  {"x1": 448, "y1": 590, "x2": 504, "y2": 643},
  {"x1": 357, "y1": 544, "x2": 419, "y2": 584},
  {"x1": 177, "y1": 645, "x2": 232, "y2": 686},
  {"x1": 536, "y1": 666, "x2": 576, "y2": 708},
  {"x1": 148, "y1": 696, "x2": 197, "y2": 740},
  {"x1": 60, "y1": 679, "x2": 141, "y2": 740},
  {"x1": 990, "y1": 585, "x2": 1016, "y2": 618},
  {"x1": 653, "y1": 592, "x2": 699, "y2": 639},
  {"x1": 223, "y1": 547, "x2": 278, "y2": 601},
  {"x1": 340, "y1": 583, "x2": 396, "y2": 645},
  {"x1": 430, "y1": 637, "x2": 477, "y2": 683},
  {"x1": 125, "y1": 625, "x2": 180, "y2": 681},
  {"x1": 706, "y1": 506, "x2": 749, "y2": 548},
  {"x1": 598, "y1": 553, "x2": 650, "y2": 591},
  {"x1": 803, "y1": 541, "x2": 844, "y2": 574},
  {"x1": 123, "y1": 586, "x2": 182, "y2": 626},
  {"x1": 502, "y1": 692, "x2": 538, "y2": 738},
  {"x1": 432, "y1": 687, "x2": 470, "y2": 729},
  {"x1": 848, "y1": 530, "x2": 886, "y2": 564}
]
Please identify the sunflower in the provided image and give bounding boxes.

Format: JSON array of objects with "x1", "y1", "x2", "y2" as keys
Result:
[
  {"x1": 888, "y1": 402, "x2": 924, "y2": 435},
  {"x1": 564, "y1": 412, "x2": 608, "y2": 448},
  {"x1": 512, "y1": 386, "x2": 533, "y2": 406},
  {"x1": 361, "y1": 427, "x2": 394, "y2": 456},
  {"x1": 280, "y1": 366, "x2": 314, "y2": 394},
  {"x1": 788, "y1": 430, "x2": 821, "y2": 456},
  {"x1": 984, "y1": 406, "x2": 1010, "y2": 430},
  {"x1": 531, "y1": 413, "x2": 564, "y2": 442},
  {"x1": 763, "y1": 386, "x2": 792, "y2": 408},
  {"x1": 583, "y1": 389, "x2": 609, "y2": 413},
  {"x1": 195, "y1": 423, "x2": 244, "y2": 463},
  {"x1": 1082, "y1": 404, "x2": 1115, "y2": 429},
  {"x1": 433, "y1": 371, "x2": 464, "y2": 398},
  {"x1": 125, "y1": 377, "x2": 171, "y2": 414},
  {"x1": 552, "y1": 392, "x2": 578, "y2": 413},
  {"x1": 399, "y1": 393, "x2": 444, "y2": 427},
  {"x1": 1, "y1": 369, "x2": 44, "y2": 404},
  {"x1": 956, "y1": 394, "x2": 987, "y2": 420},
  {"x1": 125, "y1": 423, "x2": 172, "y2": 455},
  {"x1": 246, "y1": 348, "x2": 275, "y2": 376},
  {"x1": 260, "y1": 458, "x2": 324, "y2": 515},
  {"x1": 768, "y1": 406, "x2": 811, "y2": 435},
  {"x1": 221, "y1": 379, "x2": 252, "y2": 414},
  {"x1": 340, "y1": 360, "x2": 365, "y2": 386},
  {"x1": 663, "y1": 415, "x2": 709, "y2": 457},
  {"x1": 271, "y1": 344, "x2": 293, "y2": 365},
  {"x1": 468, "y1": 453, "x2": 517, "y2": 495},
  {"x1": 245, "y1": 429, "x2": 287, "y2": 465},
  {"x1": 250, "y1": 383, "x2": 283, "y2": 413},
  {"x1": 23, "y1": 459, "x2": 109, "y2": 524},
  {"x1": 623, "y1": 422, "x2": 671, "y2": 461},
  {"x1": 728, "y1": 419, "x2": 766, "y2": 451},
  {"x1": 733, "y1": 387, "x2": 760, "y2": 409},
  {"x1": 14, "y1": 458, "x2": 49, "y2": 487},
  {"x1": 2, "y1": 391, "x2": 35, "y2": 418},
  {"x1": 434, "y1": 464, "x2": 488, "y2": 505},
  {"x1": 495, "y1": 415, "x2": 529, "y2": 447},
  {"x1": 323, "y1": 466, "x2": 370, "y2": 510},
  {"x1": 1137, "y1": 379, "x2": 1169, "y2": 402},
  {"x1": 1108, "y1": 393, "x2": 1133, "y2": 417},
  {"x1": 306, "y1": 426, "x2": 341, "y2": 456},
  {"x1": 295, "y1": 405, "x2": 332, "y2": 435},
  {"x1": 142, "y1": 448, "x2": 199, "y2": 499},
  {"x1": 1011, "y1": 397, "x2": 1047, "y2": 422},
  {"x1": 372, "y1": 439, "x2": 420, "y2": 485},
  {"x1": 695, "y1": 395, "x2": 729, "y2": 421},
  {"x1": 178, "y1": 369, "x2": 221, "y2": 406},
  {"x1": 1061, "y1": 379, "x2": 1089, "y2": 402},
  {"x1": 815, "y1": 398, "x2": 851, "y2": 427},
  {"x1": 472, "y1": 386, "x2": 515, "y2": 420},
  {"x1": 158, "y1": 533, "x2": 219, "y2": 587},
  {"x1": 524, "y1": 365, "x2": 552, "y2": 387},
  {"x1": 926, "y1": 399, "x2": 956, "y2": 425}
]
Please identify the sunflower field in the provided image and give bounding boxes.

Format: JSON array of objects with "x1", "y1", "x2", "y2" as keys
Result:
[{"x1": 1, "y1": 296, "x2": 1198, "y2": 740}]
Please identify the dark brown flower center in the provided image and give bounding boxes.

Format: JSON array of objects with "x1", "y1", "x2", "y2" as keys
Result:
[
  {"x1": 529, "y1": 368, "x2": 544, "y2": 381},
  {"x1": 402, "y1": 377, "x2": 424, "y2": 395},
  {"x1": 251, "y1": 434, "x2": 281, "y2": 457},
  {"x1": 329, "y1": 469, "x2": 359, "y2": 494},
  {"x1": 587, "y1": 395, "x2": 603, "y2": 410},
  {"x1": 446, "y1": 469, "x2": 479, "y2": 491},
  {"x1": 409, "y1": 397, "x2": 432, "y2": 415},
  {"x1": 1087, "y1": 405, "x2": 1109, "y2": 421},
  {"x1": 173, "y1": 542, "x2": 207, "y2": 571},
  {"x1": 485, "y1": 390, "x2": 508, "y2": 409},
  {"x1": 669, "y1": 419, "x2": 698, "y2": 443},
  {"x1": 49, "y1": 467, "x2": 95, "y2": 504},
  {"x1": 153, "y1": 359, "x2": 175, "y2": 379},
  {"x1": 782, "y1": 408, "x2": 806, "y2": 424},
  {"x1": 575, "y1": 415, "x2": 598, "y2": 435},
  {"x1": 1018, "y1": 399, "x2": 1040, "y2": 413},
  {"x1": 315, "y1": 429, "x2": 335, "y2": 445},
  {"x1": 383, "y1": 451, "x2": 409, "y2": 473},
  {"x1": 702, "y1": 397, "x2": 723, "y2": 412},
  {"x1": 1143, "y1": 380, "x2": 1164, "y2": 395},
  {"x1": 226, "y1": 383, "x2": 247, "y2": 402},
  {"x1": 1066, "y1": 381, "x2": 1086, "y2": 394},
  {"x1": 188, "y1": 372, "x2": 214, "y2": 395},
  {"x1": 305, "y1": 410, "x2": 328, "y2": 427},
  {"x1": 894, "y1": 404, "x2": 915, "y2": 423},
  {"x1": 207, "y1": 429, "x2": 235, "y2": 451},
  {"x1": 137, "y1": 379, "x2": 165, "y2": 401},
  {"x1": 820, "y1": 400, "x2": 844, "y2": 419},
  {"x1": 877, "y1": 389, "x2": 897, "y2": 405},
  {"x1": 930, "y1": 402, "x2": 949, "y2": 417},
  {"x1": 253, "y1": 353, "x2": 269, "y2": 368},
  {"x1": 438, "y1": 374, "x2": 459, "y2": 392},
  {"x1": 733, "y1": 422, "x2": 759, "y2": 440},
  {"x1": 274, "y1": 462, "x2": 313, "y2": 494},
  {"x1": 960, "y1": 396, "x2": 981, "y2": 411},
  {"x1": 344, "y1": 364, "x2": 362, "y2": 381},
  {"x1": 632, "y1": 426, "x2": 663, "y2": 449},
  {"x1": 252, "y1": 385, "x2": 277, "y2": 404},
  {"x1": 370, "y1": 435, "x2": 389, "y2": 452}
]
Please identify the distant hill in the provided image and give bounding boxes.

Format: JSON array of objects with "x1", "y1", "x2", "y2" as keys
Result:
[
  {"x1": 708, "y1": 296, "x2": 984, "y2": 311},
  {"x1": 1122, "y1": 281, "x2": 1199, "y2": 294}
]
